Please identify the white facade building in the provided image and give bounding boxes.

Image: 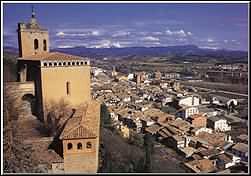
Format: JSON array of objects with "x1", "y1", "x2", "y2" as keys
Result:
[
  {"x1": 177, "y1": 106, "x2": 199, "y2": 119},
  {"x1": 179, "y1": 96, "x2": 200, "y2": 107},
  {"x1": 207, "y1": 116, "x2": 231, "y2": 132}
]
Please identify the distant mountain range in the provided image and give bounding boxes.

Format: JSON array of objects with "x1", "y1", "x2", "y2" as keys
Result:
[{"x1": 4, "y1": 45, "x2": 248, "y2": 62}]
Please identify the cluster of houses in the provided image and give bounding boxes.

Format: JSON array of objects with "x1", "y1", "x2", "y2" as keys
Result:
[{"x1": 91, "y1": 67, "x2": 248, "y2": 173}]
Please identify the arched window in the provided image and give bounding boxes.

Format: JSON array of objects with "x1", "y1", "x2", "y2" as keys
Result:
[
  {"x1": 66, "y1": 82, "x2": 70, "y2": 95},
  {"x1": 77, "y1": 143, "x2": 82, "y2": 150},
  {"x1": 43, "y1": 39, "x2": 47, "y2": 51},
  {"x1": 67, "y1": 143, "x2": 73, "y2": 150},
  {"x1": 34, "y1": 39, "x2": 39, "y2": 50},
  {"x1": 86, "y1": 142, "x2": 92, "y2": 149}
]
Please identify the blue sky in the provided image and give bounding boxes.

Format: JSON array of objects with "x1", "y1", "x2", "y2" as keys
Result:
[{"x1": 3, "y1": 3, "x2": 249, "y2": 51}]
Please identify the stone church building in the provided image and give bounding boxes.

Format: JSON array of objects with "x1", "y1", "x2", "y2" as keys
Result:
[{"x1": 16, "y1": 8, "x2": 101, "y2": 173}]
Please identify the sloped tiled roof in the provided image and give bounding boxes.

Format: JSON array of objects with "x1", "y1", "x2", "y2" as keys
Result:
[
  {"x1": 19, "y1": 52, "x2": 86, "y2": 61},
  {"x1": 59, "y1": 100, "x2": 100, "y2": 140},
  {"x1": 62, "y1": 125, "x2": 96, "y2": 139}
]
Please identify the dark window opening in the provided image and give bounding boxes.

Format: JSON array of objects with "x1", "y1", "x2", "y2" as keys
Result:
[
  {"x1": 34, "y1": 39, "x2": 39, "y2": 50},
  {"x1": 43, "y1": 39, "x2": 47, "y2": 51},
  {"x1": 67, "y1": 143, "x2": 73, "y2": 150},
  {"x1": 77, "y1": 143, "x2": 82, "y2": 150},
  {"x1": 66, "y1": 82, "x2": 71, "y2": 95},
  {"x1": 86, "y1": 142, "x2": 92, "y2": 149}
]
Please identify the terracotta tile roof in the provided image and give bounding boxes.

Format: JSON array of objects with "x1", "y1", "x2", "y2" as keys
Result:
[
  {"x1": 59, "y1": 100, "x2": 100, "y2": 140},
  {"x1": 145, "y1": 123, "x2": 163, "y2": 134},
  {"x1": 62, "y1": 125, "x2": 96, "y2": 139},
  {"x1": 197, "y1": 132, "x2": 225, "y2": 147},
  {"x1": 190, "y1": 113, "x2": 206, "y2": 119},
  {"x1": 232, "y1": 142, "x2": 248, "y2": 153},
  {"x1": 197, "y1": 159, "x2": 215, "y2": 172},
  {"x1": 19, "y1": 52, "x2": 87, "y2": 61}
]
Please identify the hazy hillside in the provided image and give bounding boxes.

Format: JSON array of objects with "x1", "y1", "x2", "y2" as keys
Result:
[
  {"x1": 3, "y1": 45, "x2": 248, "y2": 63},
  {"x1": 52, "y1": 45, "x2": 248, "y2": 62}
]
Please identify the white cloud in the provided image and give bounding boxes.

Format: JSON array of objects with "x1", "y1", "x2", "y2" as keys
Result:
[
  {"x1": 57, "y1": 45, "x2": 74, "y2": 48},
  {"x1": 56, "y1": 32, "x2": 87, "y2": 37},
  {"x1": 56, "y1": 29, "x2": 102, "y2": 37},
  {"x1": 89, "y1": 40, "x2": 122, "y2": 48},
  {"x1": 207, "y1": 38, "x2": 214, "y2": 42},
  {"x1": 112, "y1": 31, "x2": 131, "y2": 37},
  {"x1": 199, "y1": 46, "x2": 218, "y2": 50},
  {"x1": 224, "y1": 40, "x2": 228, "y2": 43},
  {"x1": 56, "y1": 31, "x2": 65, "y2": 37},
  {"x1": 112, "y1": 42, "x2": 122, "y2": 48},
  {"x1": 142, "y1": 36, "x2": 160, "y2": 41},
  {"x1": 91, "y1": 30, "x2": 100, "y2": 36},
  {"x1": 139, "y1": 31, "x2": 148, "y2": 35},
  {"x1": 166, "y1": 30, "x2": 173, "y2": 35},
  {"x1": 153, "y1": 32, "x2": 163, "y2": 35},
  {"x1": 187, "y1": 32, "x2": 192, "y2": 36},
  {"x1": 151, "y1": 42, "x2": 161, "y2": 45},
  {"x1": 165, "y1": 29, "x2": 188, "y2": 37},
  {"x1": 176, "y1": 38, "x2": 187, "y2": 42}
]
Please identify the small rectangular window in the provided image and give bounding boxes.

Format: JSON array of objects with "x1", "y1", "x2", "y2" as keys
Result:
[{"x1": 66, "y1": 82, "x2": 70, "y2": 95}]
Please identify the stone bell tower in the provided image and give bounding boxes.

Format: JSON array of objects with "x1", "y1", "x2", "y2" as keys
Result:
[{"x1": 17, "y1": 6, "x2": 49, "y2": 58}]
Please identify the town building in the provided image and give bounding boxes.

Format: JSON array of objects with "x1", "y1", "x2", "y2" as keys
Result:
[
  {"x1": 187, "y1": 113, "x2": 207, "y2": 128},
  {"x1": 178, "y1": 95, "x2": 200, "y2": 107},
  {"x1": 231, "y1": 143, "x2": 248, "y2": 162},
  {"x1": 207, "y1": 116, "x2": 231, "y2": 132},
  {"x1": 155, "y1": 71, "x2": 162, "y2": 80},
  {"x1": 176, "y1": 106, "x2": 199, "y2": 119}
]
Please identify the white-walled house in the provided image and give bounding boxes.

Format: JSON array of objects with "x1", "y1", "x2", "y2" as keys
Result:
[
  {"x1": 134, "y1": 118, "x2": 143, "y2": 133},
  {"x1": 178, "y1": 95, "x2": 200, "y2": 107},
  {"x1": 207, "y1": 116, "x2": 231, "y2": 132},
  {"x1": 110, "y1": 112, "x2": 119, "y2": 122},
  {"x1": 123, "y1": 96, "x2": 131, "y2": 103},
  {"x1": 128, "y1": 73, "x2": 134, "y2": 80},
  {"x1": 176, "y1": 106, "x2": 199, "y2": 119}
]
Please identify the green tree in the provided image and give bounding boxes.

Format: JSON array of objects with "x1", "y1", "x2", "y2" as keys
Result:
[
  {"x1": 100, "y1": 103, "x2": 112, "y2": 128},
  {"x1": 143, "y1": 133, "x2": 154, "y2": 172}
]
